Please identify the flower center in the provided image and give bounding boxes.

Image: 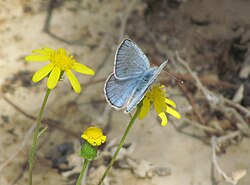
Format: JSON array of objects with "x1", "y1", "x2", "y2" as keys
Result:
[
  {"x1": 152, "y1": 85, "x2": 166, "y2": 102},
  {"x1": 146, "y1": 84, "x2": 166, "y2": 102},
  {"x1": 83, "y1": 127, "x2": 104, "y2": 140},
  {"x1": 50, "y1": 48, "x2": 74, "y2": 70}
]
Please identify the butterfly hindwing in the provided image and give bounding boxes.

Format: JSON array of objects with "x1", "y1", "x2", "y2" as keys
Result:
[
  {"x1": 104, "y1": 74, "x2": 140, "y2": 109},
  {"x1": 114, "y1": 39, "x2": 150, "y2": 80}
]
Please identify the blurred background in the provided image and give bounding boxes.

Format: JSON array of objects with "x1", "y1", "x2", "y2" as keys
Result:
[{"x1": 0, "y1": 0, "x2": 249, "y2": 184}]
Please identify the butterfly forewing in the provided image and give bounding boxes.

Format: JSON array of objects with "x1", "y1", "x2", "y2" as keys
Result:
[
  {"x1": 104, "y1": 74, "x2": 140, "y2": 109},
  {"x1": 114, "y1": 39, "x2": 150, "y2": 80}
]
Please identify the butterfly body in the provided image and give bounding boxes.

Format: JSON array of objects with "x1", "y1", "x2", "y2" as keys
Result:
[{"x1": 104, "y1": 39, "x2": 167, "y2": 113}]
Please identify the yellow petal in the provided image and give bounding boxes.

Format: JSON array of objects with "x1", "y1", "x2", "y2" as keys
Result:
[
  {"x1": 165, "y1": 98, "x2": 176, "y2": 108},
  {"x1": 47, "y1": 67, "x2": 61, "y2": 89},
  {"x1": 57, "y1": 48, "x2": 67, "y2": 54},
  {"x1": 153, "y1": 99, "x2": 165, "y2": 115},
  {"x1": 66, "y1": 70, "x2": 81, "y2": 93},
  {"x1": 166, "y1": 106, "x2": 181, "y2": 119},
  {"x1": 88, "y1": 139, "x2": 95, "y2": 146},
  {"x1": 81, "y1": 134, "x2": 88, "y2": 140},
  {"x1": 43, "y1": 47, "x2": 53, "y2": 52},
  {"x1": 101, "y1": 136, "x2": 107, "y2": 143},
  {"x1": 96, "y1": 139, "x2": 102, "y2": 146},
  {"x1": 25, "y1": 55, "x2": 50, "y2": 62},
  {"x1": 32, "y1": 63, "x2": 54, "y2": 82},
  {"x1": 32, "y1": 47, "x2": 53, "y2": 56},
  {"x1": 72, "y1": 62, "x2": 95, "y2": 75},
  {"x1": 138, "y1": 97, "x2": 151, "y2": 119},
  {"x1": 158, "y1": 112, "x2": 168, "y2": 126}
]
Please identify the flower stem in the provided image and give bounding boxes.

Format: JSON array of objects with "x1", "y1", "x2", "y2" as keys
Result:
[
  {"x1": 97, "y1": 107, "x2": 141, "y2": 185},
  {"x1": 29, "y1": 88, "x2": 51, "y2": 185},
  {"x1": 76, "y1": 159, "x2": 90, "y2": 185}
]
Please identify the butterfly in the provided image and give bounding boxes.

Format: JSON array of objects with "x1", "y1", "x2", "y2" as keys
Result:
[{"x1": 104, "y1": 39, "x2": 168, "y2": 113}]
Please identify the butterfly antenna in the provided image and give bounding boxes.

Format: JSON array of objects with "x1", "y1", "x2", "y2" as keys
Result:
[{"x1": 163, "y1": 70, "x2": 184, "y2": 84}]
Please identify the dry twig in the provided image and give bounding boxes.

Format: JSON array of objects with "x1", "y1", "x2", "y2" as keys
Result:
[
  {"x1": 175, "y1": 52, "x2": 249, "y2": 132},
  {"x1": 178, "y1": 83, "x2": 207, "y2": 125},
  {"x1": 183, "y1": 117, "x2": 218, "y2": 134},
  {"x1": 175, "y1": 52, "x2": 220, "y2": 107},
  {"x1": 224, "y1": 98, "x2": 250, "y2": 117},
  {"x1": 211, "y1": 135, "x2": 246, "y2": 185}
]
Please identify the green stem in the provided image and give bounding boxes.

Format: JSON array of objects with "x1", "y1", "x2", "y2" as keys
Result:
[
  {"x1": 29, "y1": 88, "x2": 51, "y2": 185},
  {"x1": 97, "y1": 107, "x2": 141, "y2": 185},
  {"x1": 76, "y1": 159, "x2": 90, "y2": 185}
]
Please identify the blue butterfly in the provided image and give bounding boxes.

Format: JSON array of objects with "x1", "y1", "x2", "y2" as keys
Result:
[{"x1": 104, "y1": 39, "x2": 168, "y2": 113}]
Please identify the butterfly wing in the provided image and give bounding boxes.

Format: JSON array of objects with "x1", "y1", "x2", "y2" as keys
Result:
[
  {"x1": 114, "y1": 39, "x2": 150, "y2": 80},
  {"x1": 125, "y1": 61, "x2": 168, "y2": 112},
  {"x1": 104, "y1": 74, "x2": 140, "y2": 109}
]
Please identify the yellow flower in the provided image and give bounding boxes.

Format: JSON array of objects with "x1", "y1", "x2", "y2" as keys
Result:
[
  {"x1": 81, "y1": 127, "x2": 106, "y2": 146},
  {"x1": 25, "y1": 47, "x2": 95, "y2": 93},
  {"x1": 139, "y1": 84, "x2": 181, "y2": 126}
]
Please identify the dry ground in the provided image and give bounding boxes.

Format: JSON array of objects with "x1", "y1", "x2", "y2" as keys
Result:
[{"x1": 0, "y1": 1, "x2": 249, "y2": 185}]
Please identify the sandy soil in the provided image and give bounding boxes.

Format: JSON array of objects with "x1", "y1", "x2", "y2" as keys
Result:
[{"x1": 0, "y1": 0, "x2": 249, "y2": 185}]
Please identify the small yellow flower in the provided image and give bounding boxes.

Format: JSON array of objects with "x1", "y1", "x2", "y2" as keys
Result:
[
  {"x1": 25, "y1": 47, "x2": 95, "y2": 93},
  {"x1": 139, "y1": 84, "x2": 181, "y2": 126},
  {"x1": 81, "y1": 127, "x2": 106, "y2": 146}
]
